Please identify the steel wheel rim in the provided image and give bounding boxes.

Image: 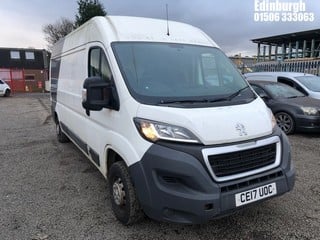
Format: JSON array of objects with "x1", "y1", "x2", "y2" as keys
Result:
[{"x1": 112, "y1": 178, "x2": 126, "y2": 206}]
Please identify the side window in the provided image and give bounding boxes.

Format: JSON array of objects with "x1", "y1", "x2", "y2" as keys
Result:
[
  {"x1": 278, "y1": 77, "x2": 294, "y2": 87},
  {"x1": 89, "y1": 48, "x2": 100, "y2": 77},
  {"x1": 88, "y1": 47, "x2": 112, "y2": 82}
]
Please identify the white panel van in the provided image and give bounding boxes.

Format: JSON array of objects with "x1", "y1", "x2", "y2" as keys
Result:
[{"x1": 50, "y1": 16, "x2": 295, "y2": 225}]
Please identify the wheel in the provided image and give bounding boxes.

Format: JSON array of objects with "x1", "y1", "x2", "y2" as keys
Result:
[
  {"x1": 4, "y1": 89, "x2": 10, "y2": 97},
  {"x1": 56, "y1": 122, "x2": 70, "y2": 143},
  {"x1": 275, "y1": 112, "x2": 295, "y2": 134},
  {"x1": 108, "y1": 161, "x2": 143, "y2": 225}
]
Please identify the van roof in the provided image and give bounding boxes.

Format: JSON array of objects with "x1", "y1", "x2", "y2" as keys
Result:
[
  {"x1": 106, "y1": 16, "x2": 217, "y2": 45},
  {"x1": 52, "y1": 16, "x2": 219, "y2": 57}
]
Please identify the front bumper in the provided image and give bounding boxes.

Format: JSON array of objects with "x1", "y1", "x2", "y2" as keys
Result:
[
  {"x1": 296, "y1": 115, "x2": 320, "y2": 133},
  {"x1": 129, "y1": 129, "x2": 295, "y2": 224}
]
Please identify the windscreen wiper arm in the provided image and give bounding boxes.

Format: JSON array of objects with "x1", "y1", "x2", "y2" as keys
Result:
[
  {"x1": 208, "y1": 86, "x2": 250, "y2": 103},
  {"x1": 159, "y1": 86, "x2": 251, "y2": 104},
  {"x1": 159, "y1": 99, "x2": 209, "y2": 104}
]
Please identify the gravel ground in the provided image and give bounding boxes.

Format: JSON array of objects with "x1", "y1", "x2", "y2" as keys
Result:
[{"x1": 0, "y1": 93, "x2": 319, "y2": 240}]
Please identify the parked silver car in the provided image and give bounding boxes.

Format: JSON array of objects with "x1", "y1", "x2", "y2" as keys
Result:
[{"x1": 244, "y1": 72, "x2": 320, "y2": 100}]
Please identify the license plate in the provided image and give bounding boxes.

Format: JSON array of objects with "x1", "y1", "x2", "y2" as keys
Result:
[{"x1": 235, "y1": 183, "x2": 277, "y2": 207}]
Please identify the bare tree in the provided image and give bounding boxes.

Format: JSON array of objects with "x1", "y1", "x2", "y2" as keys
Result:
[{"x1": 43, "y1": 18, "x2": 74, "y2": 49}]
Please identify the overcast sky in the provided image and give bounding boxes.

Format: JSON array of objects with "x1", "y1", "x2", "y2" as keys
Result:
[{"x1": 1, "y1": 0, "x2": 319, "y2": 56}]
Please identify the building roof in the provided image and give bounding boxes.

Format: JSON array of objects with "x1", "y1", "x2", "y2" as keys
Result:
[{"x1": 251, "y1": 29, "x2": 320, "y2": 45}]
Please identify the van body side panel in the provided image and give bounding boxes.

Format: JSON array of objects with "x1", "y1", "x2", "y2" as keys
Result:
[
  {"x1": 56, "y1": 46, "x2": 88, "y2": 152},
  {"x1": 86, "y1": 100, "x2": 152, "y2": 176}
]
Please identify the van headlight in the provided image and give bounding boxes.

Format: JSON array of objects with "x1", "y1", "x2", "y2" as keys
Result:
[
  {"x1": 134, "y1": 118, "x2": 200, "y2": 144},
  {"x1": 301, "y1": 107, "x2": 318, "y2": 116}
]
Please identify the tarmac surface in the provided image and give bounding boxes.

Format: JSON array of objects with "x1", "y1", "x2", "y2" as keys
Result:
[{"x1": 0, "y1": 93, "x2": 319, "y2": 240}]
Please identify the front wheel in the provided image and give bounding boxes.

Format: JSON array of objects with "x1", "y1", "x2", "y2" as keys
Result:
[
  {"x1": 108, "y1": 161, "x2": 143, "y2": 225},
  {"x1": 4, "y1": 89, "x2": 11, "y2": 97},
  {"x1": 275, "y1": 112, "x2": 295, "y2": 134}
]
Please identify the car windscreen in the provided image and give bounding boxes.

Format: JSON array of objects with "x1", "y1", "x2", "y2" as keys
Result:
[
  {"x1": 112, "y1": 42, "x2": 254, "y2": 106},
  {"x1": 295, "y1": 76, "x2": 320, "y2": 92},
  {"x1": 264, "y1": 83, "x2": 305, "y2": 98}
]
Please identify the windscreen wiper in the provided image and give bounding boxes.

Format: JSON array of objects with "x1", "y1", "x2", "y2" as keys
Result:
[
  {"x1": 208, "y1": 86, "x2": 250, "y2": 103},
  {"x1": 159, "y1": 86, "x2": 251, "y2": 104},
  {"x1": 288, "y1": 95, "x2": 303, "y2": 98},
  {"x1": 159, "y1": 99, "x2": 209, "y2": 104}
]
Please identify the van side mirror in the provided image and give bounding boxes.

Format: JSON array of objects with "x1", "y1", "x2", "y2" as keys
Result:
[{"x1": 82, "y1": 77, "x2": 119, "y2": 116}]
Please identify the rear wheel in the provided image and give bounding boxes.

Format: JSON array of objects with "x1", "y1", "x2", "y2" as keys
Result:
[
  {"x1": 275, "y1": 112, "x2": 295, "y2": 134},
  {"x1": 108, "y1": 161, "x2": 143, "y2": 225},
  {"x1": 56, "y1": 122, "x2": 70, "y2": 143},
  {"x1": 4, "y1": 89, "x2": 10, "y2": 97}
]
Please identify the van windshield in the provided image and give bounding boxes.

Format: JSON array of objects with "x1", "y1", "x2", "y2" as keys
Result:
[
  {"x1": 112, "y1": 42, "x2": 254, "y2": 106},
  {"x1": 295, "y1": 76, "x2": 320, "y2": 92}
]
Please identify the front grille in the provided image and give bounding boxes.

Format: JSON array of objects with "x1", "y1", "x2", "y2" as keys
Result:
[
  {"x1": 208, "y1": 143, "x2": 277, "y2": 178},
  {"x1": 220, "y1": 171, "x2": 283, "y2": 193}
]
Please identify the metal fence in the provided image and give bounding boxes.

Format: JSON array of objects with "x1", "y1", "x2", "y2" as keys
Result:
[{"x1": 253, "y1": 60, "x2": 320, "y2": 75}]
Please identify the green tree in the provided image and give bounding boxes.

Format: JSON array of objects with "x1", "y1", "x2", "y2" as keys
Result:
[
  {"x1": 75, "y1": 0, "x2": 107, "y2": 27},
  {"x1": 42, "y1": 17, "x2": 74, "y2": 49}
]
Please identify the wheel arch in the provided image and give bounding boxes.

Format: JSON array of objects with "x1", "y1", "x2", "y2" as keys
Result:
[
  {"x1": 106, "y1": 148, "x2": 125, "y2": 174},
  {"x1": 102, "y1": 133, "x2": 150, "y2": 177},
  {"x1": 52, "y1": 110, "x2": 59, "y2": 124}
]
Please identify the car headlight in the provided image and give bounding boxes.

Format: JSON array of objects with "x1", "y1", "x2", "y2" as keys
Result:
[
  {"x1": 301, "y1": 107, "x2": 318, "y2": 116},
  {"x1": 268, "y1": 108, "x2": 277, "y2": 129},
  {"x1": 134, "y1": 118, "x2": 200, "y2": 143}
]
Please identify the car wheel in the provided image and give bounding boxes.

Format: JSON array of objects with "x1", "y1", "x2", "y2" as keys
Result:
[
  {"x1": 275, "y1": 112, "x2": 295, "y2": 134},
  {"x1": 108, "y1": 161, "x2": 143, "y2": 225},
  {"x1": 4, "y1": 89, "x2": 11, "y2": 97},
  {"x1": 56, "y1": 122, "x2": 70, "y2": 143}
]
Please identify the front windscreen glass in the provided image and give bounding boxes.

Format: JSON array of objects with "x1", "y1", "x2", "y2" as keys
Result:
[
  {"x1": 295, "y1": 76, "x2": 320, "y2": 92},
  {"x1": 112, "y1": 42, "x2": 254, "y2": 106}
]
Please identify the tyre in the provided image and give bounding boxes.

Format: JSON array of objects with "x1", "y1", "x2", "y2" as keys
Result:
[
  {"x1": 4, "y1": 89, "x2": 11, "y2": 97},
  {"x1": 108, "y1": 161, "x2": 143, "y2": 225},
  {"x1": 275, "y1": 112, "x2": 295, "y2": 134},
  {"x1": 56, "y1": 122, "x2": 70, "y2": 143}
]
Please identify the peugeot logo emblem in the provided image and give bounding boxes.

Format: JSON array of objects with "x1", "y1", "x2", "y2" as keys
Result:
[{"x1": 236, "y1": 123, "x2": 247, "y2": 136}]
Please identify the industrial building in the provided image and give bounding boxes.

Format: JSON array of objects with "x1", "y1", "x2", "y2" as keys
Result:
[
  {"x1": 252, "y1": 29, "x2": 320, "y2": 75},
  {"x1": 0, "y1": 48, "x2": 50, "y2": 93}
]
